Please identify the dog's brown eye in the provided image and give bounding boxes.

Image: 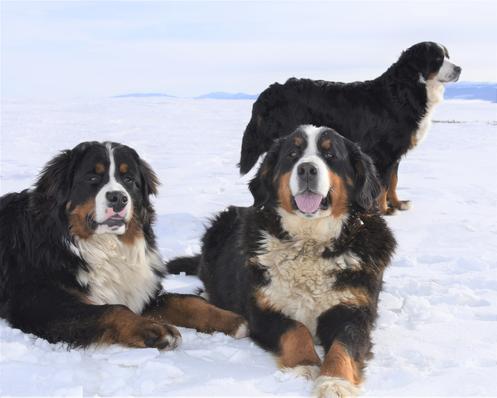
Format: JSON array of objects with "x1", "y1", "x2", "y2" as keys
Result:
[
  {"x1": 87, "y1": 175, "x2": 101, "y2": 184},
  {"x1": 123, "y1": 175, "x2": 134, "y2": 184},
  {"x1": 289, "y1": 150, "x2": 298, "y2": 158},
  {"x1": 324, "y1": 153, "x2": 334, "y2": 159}
]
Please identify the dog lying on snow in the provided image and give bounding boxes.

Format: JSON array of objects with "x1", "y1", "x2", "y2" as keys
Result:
[
  {"x1": 168, "y1": 125, "x2": 396, "y2": 397},
  {"x1": 0, "y1": 141, "x2": 248, "y2": 349}
]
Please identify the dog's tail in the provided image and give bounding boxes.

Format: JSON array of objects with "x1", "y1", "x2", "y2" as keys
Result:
[
  {"x1": 166, "y1": 255, "x2": 201, "y2": 276},
  {"x1": 238, "y1": 82, "x2": 287, "y2": 175},
  {"x1": 239, "y1": 117, "x2": 263, "y2": 175}
]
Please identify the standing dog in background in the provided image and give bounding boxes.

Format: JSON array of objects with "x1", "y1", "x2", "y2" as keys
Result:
[
  {"x1": 169, "y1": 126, "x2": 396, "y2": 397},
  {"x1": 239, "y1": 41, "x2": 461, "y2": 214},
  {"x1": 0, "y1": 141, "x2": 248, "y2": 349}
]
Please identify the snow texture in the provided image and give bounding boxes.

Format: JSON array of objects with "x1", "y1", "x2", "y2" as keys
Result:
[{"x1": 1, "y1": 98, "x2": 496, "y2": 396}]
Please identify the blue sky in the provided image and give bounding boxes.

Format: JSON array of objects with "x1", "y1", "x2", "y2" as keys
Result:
[{"x1": 1, "y1": 1, "x2": 496, "y2": 98}]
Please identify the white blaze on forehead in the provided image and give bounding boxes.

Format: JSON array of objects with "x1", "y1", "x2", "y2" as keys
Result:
[
  {"x1": 94, "y1": 143, "x2": 132, "y2": 232},
  {"x1": 289, "y1": 125, "x2": 331, "y2": 197}
]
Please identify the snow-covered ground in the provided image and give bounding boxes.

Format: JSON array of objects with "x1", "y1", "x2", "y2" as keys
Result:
[{"x1": 1, "y1": 97, "x2": 496, "y2": 396}]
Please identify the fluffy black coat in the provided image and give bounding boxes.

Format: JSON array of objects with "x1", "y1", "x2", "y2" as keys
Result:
[
  {"x1": 168, "y1": 127, "x2": 396, "y2": 394},
  {"x1": 239, "y1": 41, "x2": 461, "y2": 213},
  {"x1": 0, "y1": 142, "x2": 246, "y2": 349}
]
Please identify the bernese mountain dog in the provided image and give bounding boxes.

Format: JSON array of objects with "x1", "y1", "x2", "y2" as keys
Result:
[
  {"x1": 168, "y1": 125, "x2": 396, "y2": 397},
  {"x1": 0, "y1": 141, "x2": 248, "y2": 350},
  {"x1": 238, "y1": 41, "x2": 461, "y2": 214}
]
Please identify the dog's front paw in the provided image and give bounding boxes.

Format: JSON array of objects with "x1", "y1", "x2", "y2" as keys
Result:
[
  {"x1": 232, "y1": 319, "x2": 250, "y2": 339},
  {"x1": 396, "y1": 200, "x2": 411, "y2": 211},
  {"x1": 313, "y1": 376, "x2": 360, "y2": 398},
  {"x1": 133, "y1": 320, "x2": 182, "y2": 351},
  {"x1": 281, "y1": 364, "x2": 320, "y2": 380}
]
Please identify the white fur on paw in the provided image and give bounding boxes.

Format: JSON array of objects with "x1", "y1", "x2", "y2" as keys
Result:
[
  {"x1": 398, "y1": 201, "x2": 411, "y2": 211},
  {"x1": 233, "y1": 321, "x2": 249, "y2": 339},
  {"x1": 281, "y1": 365, "x2": 320, "y2": 380},
  {"x1": 159, "y1": 333, "x2": 182, "y2": 351},
  {"x1": 313, "y1": 376, "x2": 360, "y2": 398}
]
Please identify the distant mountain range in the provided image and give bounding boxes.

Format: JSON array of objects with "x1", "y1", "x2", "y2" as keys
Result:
[
  {"x1": 444, "y1": 82, "x2": 496, "y2": 103},
  {"x1": 113, "y1": 82, "x2": 496, "y2": 103},
  {"x1": 194, "y1": 92, "x2": 258, "y2": 100}
]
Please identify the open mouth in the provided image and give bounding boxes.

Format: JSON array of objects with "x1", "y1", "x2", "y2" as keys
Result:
[
  {"x1": 292, "y1": 191, "x2": 330, "y2": 215},
  {"x1": 101, "y1": 215, "x2": 126, "y2": 228},
  {"x1": 87, "y1": 213, "x2": 126, "y2": 231}
]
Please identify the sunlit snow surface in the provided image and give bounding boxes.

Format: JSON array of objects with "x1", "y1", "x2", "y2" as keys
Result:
[{"x1": 1, "y1": 98, "x2": 496, "y2": 396}]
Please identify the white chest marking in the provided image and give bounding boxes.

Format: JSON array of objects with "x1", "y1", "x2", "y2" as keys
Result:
[
  {"x1": 257, "y1": 233, "x2": 362, "y2": 336},
  {"x1": 76, "y1": 234, "x2": 162, "y2": 313},
  {"x1": 413, "y1": 80, "x2": 444, "y2": 148}
]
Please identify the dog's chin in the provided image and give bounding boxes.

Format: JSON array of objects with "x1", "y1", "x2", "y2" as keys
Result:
[{"x1": 94, "y1": 223, "x2": 127, "y2": 235}]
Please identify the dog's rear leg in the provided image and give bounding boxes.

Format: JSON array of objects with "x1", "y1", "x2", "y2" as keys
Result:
[{"x1": 387, "y1": 161, "x2": 410, "y2": 212}]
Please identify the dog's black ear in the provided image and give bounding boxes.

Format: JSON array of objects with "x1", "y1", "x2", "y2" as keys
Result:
[
  {"x1": 248, "y1": 139, "x2": 282, "y2": 208},
  {"x1": 346, "y1": 141, "x2": 381, "y2": 211},
  {"x1": 35, "y1": 150, "x2": 74, "y2": 204},
  {"x1": 138, "y1": 158, "x2": 159, "y2": 198}
]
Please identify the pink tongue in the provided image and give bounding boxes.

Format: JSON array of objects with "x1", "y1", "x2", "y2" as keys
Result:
[{"x1": 294, "y1": 192, "x2": 323, "y2": 214}]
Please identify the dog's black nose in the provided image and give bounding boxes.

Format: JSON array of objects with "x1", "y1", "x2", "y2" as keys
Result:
[
  {"x1": 106, "y1": 191, "x2": 128, "y2": 211},
  {"x1": 454, "y1": 65, "x2": 462, "y2": 74},
  {"x1": 297, "y1": 162, "x2": 318, "y2": 181}
]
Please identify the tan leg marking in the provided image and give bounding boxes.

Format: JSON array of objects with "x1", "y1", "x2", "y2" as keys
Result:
[
  {"x1": 144, "y1": 296, "x2": 248, "y2": 338},
  {"x1": 377, "y1": 189, "x2": 389, "y2": 215},
  {"x1": 278, "y1": 322, "x2": 321, "y2": 368},
  {"x1": 320, "y1": 341, "x2": 361, "y2": 385},
  {"x1": 387, "y1": 168, "x2": 410, "y2": 211},
  {"x1": 99, "y1": 305, "x2": 181, "y2": 350}
]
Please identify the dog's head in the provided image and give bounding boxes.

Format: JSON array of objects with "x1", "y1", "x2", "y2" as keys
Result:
[
  {"x1": 399, "y1": 41, "x2": 461, "y2": 83},
  {"x1": 249, "y1": 125, "x2": 381, "y2": 220},
  {"x1": 34, "y1": 141, "x2": 158, "y2": 239}
]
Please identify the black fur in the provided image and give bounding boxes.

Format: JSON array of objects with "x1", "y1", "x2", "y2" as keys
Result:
[
  {"x1": 238, "y1": 41, "x2": 460, "y2": 212},
  {"x1": 169, "y1": 127, "x2": 396, "y2": 383}
]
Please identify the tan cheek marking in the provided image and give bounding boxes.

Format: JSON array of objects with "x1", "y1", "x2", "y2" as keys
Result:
[
  {"x1": 68, "y1": 199, "x2": 96, "y2": 239},
  {"x1": 277, "y1": 171, "x2": 293, "y2": 213},
  {"x1": 278, "y1": 322, "x2": 321, "y2": 368},
  {"x1": 119, "y1": 163, "x2": 129, "y2": 174},
  {"x1": 320, "y1": 341, "x2": 362, "y2": 385},
  {"x1": 328, "y1": 171, "x2": 349, "y2": 217},
  {"x1": 95, "y1": 163, "x2": 105, "y2": 174}
]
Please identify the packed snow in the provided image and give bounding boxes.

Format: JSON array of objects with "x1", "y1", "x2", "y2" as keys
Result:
[{"x1": 0, "y1": 97, "x2": 496, "y2": 396}]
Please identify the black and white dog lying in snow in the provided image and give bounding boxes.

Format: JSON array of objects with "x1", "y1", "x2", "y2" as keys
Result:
[
  {"x1": 239, "y1": 41, "x2": 461, "y2": 214},
  {"x1": 0, "y1": 141, "x2": 247, "y2": 349},
  {"x1": 168, "y1": 126, "x2": 396, "y2": 397}
]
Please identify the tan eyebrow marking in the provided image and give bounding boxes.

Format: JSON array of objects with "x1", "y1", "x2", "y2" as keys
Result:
[
  {"x1": 95, "y1": 163, "x2": 105, "y2": 174},
  {"x1": 293, "y1": 135, "x2": 304, "y2": 146},
  {"x1": 119, "y1": 163, "x2": 129, "y2": 173},
  {"x1": 321, "y1": 138, "x2": 332, "y2": 150}
]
